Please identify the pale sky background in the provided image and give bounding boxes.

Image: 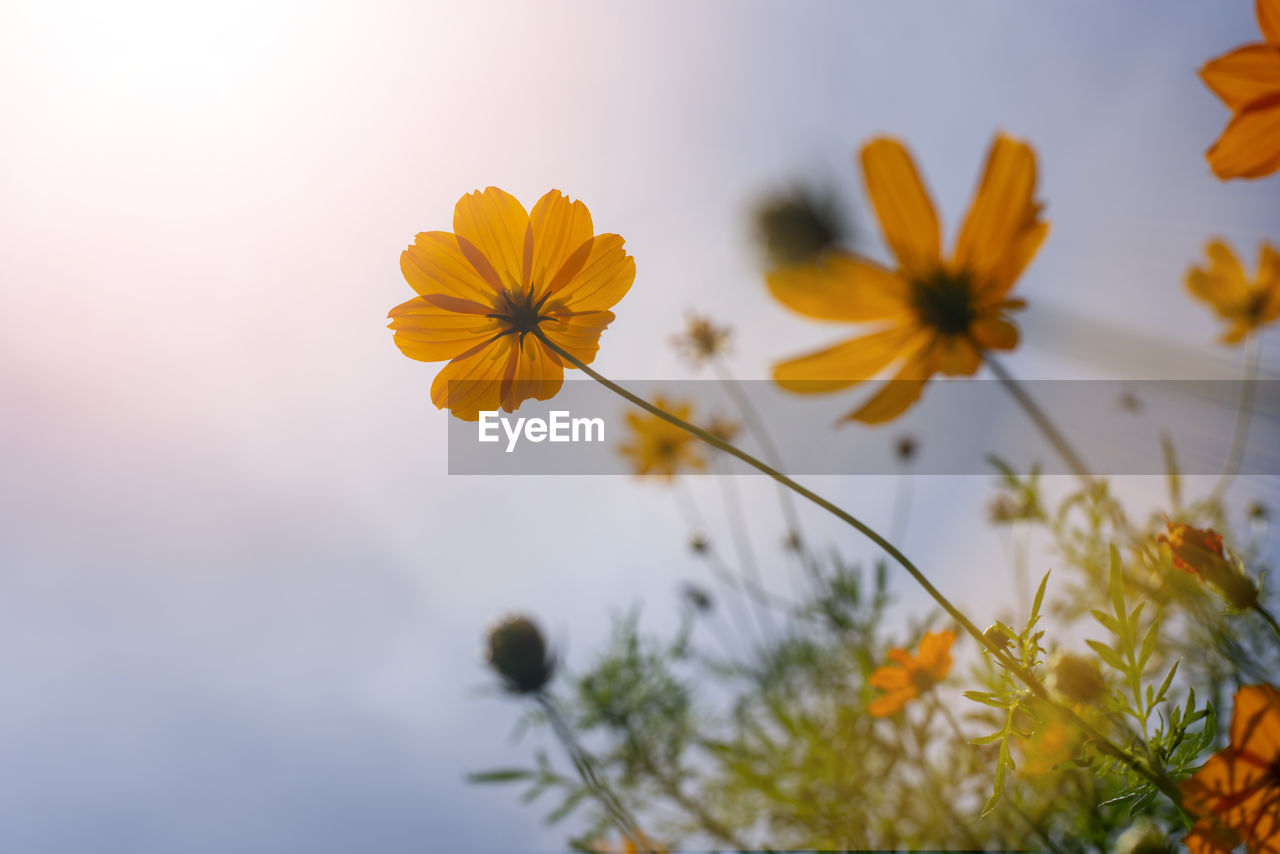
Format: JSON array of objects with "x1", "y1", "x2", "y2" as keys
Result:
[{"x1": 2, "y1": 1, "x2": 1279, "y2": 851}]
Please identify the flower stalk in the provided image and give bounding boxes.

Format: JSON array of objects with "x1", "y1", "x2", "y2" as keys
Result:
[{"x1": 533, "y1": 327, "x2": 1189, "y2": 813}]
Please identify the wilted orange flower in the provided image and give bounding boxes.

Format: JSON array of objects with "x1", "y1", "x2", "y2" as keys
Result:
[
  {"x1": 770, "y1": 134, "x2": 1046, "y2": 424},
  {"x1": 1181, "y1": 683, "x2": 1280, "y2": 854},
  {"x1": 1187, "y1": 239, "x2": 1280, "y2": 344},
  {"x1": 389, "y1": 188, "x2": 635, "y2": 420},
  {"x1": 868, "y1": 629, "x2": 956, "y2": 716},
  {"x1": 617, "y1": 397, "x2": 706, "y2": 479},
  {"x1": 1159, "y1": 518, "x2": 1259, "y2": 609},
  {"x1": 1200, "y1": 0, "x2": 1280, "y2": 180}
]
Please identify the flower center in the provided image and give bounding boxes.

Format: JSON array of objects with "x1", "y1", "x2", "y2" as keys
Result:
[
  {"x1": 910, "y1": 270, "x2": 978, "y2": 336},
  {"x1": 490, "y1": 289, "x2": 554, "y2": 339}
]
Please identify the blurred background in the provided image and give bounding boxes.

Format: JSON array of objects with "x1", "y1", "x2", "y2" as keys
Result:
[{"x1": 1, "y1": 1, "x2": 1278, "y2": 850}]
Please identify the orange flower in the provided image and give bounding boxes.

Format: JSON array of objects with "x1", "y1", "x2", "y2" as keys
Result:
[
  {"x1": 1186, "y1": 239, "x2": 1280, "y2": 344},
  {"x1": 1200, "y1": 0, "x2": 1280, "y2": 180},
  {"x1": 1159, "y1": 518, "x2": 1259, "y2": 609},
  {"x1": 1181, "y1": 684, "x2": 1280, "y2": 854},
  {"x1": 769, "y1": 134, "x2": 1046, "y2": 424},
  {"x1": 868, "y1": 629, "x2": 956, "y2": 716},
  {"x1": 388, "y1": 188, "x2": 635, "y2": 420},
  {"x1": 617, "y1": 397, "x2": 706, "y2": 479}
]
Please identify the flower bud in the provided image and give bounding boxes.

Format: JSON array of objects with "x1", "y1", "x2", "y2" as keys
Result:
[
  {"x1": 755, "y1": 188, "x2": 843, "y2": 268},
  {"x1": 1048, "y1": 650, "x2": 1107, "y2": 704},
  {"x1": 1158, "y1": 519, "x2": 1259, "y2": 609},
  {"x1": 485, "y1": 614, "x2": 554, "y2": 695},
  {"x1": 982, "y1": 624, "x2": 1012, "y2": 654}
]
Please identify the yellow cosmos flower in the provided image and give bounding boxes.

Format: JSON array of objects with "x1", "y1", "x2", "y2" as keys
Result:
[
  {"x1": 617, "y1": 397, "x2": 706, "y2": 479},
  {"x1": 1186, "y1": 239, "x2": 1280, "y2": 344},
  {"x1": 1200, "y1": 0, "x2": 1280, "y2": 180},
  {"x1": 769, "y1": 134, "x2": 1047, "y2": 424},
  {"x1": 388, "y1": 188, "x2": 635, "y2": 420}
]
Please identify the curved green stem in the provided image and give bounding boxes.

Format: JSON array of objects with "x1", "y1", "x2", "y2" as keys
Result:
[{"x1": 535, "y1": 328, "x2": 1186, "y2": 812}]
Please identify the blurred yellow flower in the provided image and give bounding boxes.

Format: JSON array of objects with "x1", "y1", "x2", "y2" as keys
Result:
[
  {"x1": 672, "y1": 314, "x2": 732, "y2": 366},
  {"x1": 389, "y1": 188, "x2": 635, "y2": 420},
  {"x1": 1181, "y1": 683, "x2": 1280, "y2": 854},
  {"x1": 1200, "y1": 0, "x2": 1280, "y2": 180},
  {"x1": 617, "y1": 397, "x2": 706, "y2": 479},
  {"x1": 868, "y1": 629, "x2": 955, "y2": 717},
  {"x1": 1186, "y1": 239, "x2": 1280, "y2": 344},
  {"x1": 1158, "y1": 518, "x2": 1259, "y2": 609},
  {"x1": 770, "y1": 134, "x2": 1046, "y2": 424}
]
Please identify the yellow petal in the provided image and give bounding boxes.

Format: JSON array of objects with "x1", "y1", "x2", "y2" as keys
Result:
[
  {"x1": 1187, "y1": 240, "x2": 1252, "y2": 316},
  {"x1": 1231, "y1": 683, "x2": 1280, "y2": 757},
  {"x1": 387, "y1": 296, "x2": 504, "y2": 362},
  {"x1": 401, "y1": 232, "x2": 503, "y2": 304},
  {"x1": 860, "y1": 138, "x2": 941, "y2": 276},
  {"x1": 935, "y1": 335, "x2": 981, "y2": 376},
  {"x1": 767, "y1": 253, "x2": 911, "y2": 322},
  {"x1": 1199, "y1": 44, "x2": 1280, "y2": 110},
  {"x1": 539, "y1": 310, "x2": 616, "y2": 365},
  {"x1": 544, "y1": 233, "x2": 636, "y2": 313},
  {"x1": 1207, "y1": 93, "x2": 1280, "y2": 180},
  {"x1": 970, "y1": 315, "x2": 1020, "y2": 351},
  {"x1": 430, "y1": 335, "x2": 515, "y2": 421},
  {"x1": 953, "y1": 134, "x2": 1045, "y2": 296},
  {"x1": 452, "y1": 187, "x2": 531, "y2": 291},
  {"x1": 528, "y1": 190, "x2": 595, "y2": 297},
  {"x1": 917, "y1": 630, "x2": 955, "y2": 675},
  {"x1": 868, "y1": 689, "x2": 914, "y2": 717},
  {"x1": 1261, "y1": 0, "x2": 1280, "y2": 44},
  {"x1": 773, "y1": 325, "x2": 921, "y2": 393},
  {"x1": 499, "y1": 336, "x2": 565, "y2": 412},
  {"x1": 845, "y1": 347, "x2": 936, "y2": 424}
]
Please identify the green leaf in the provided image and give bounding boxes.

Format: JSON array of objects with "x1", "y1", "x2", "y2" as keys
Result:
[
  {"x1": 1138, "y1": 615, "x2": 1162, "y2": 670},
  {"x1": 1087, "y1": 639, "x2": 1126, "y2": 672}
]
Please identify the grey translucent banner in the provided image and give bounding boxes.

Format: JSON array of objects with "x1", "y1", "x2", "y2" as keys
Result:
[{"x1": 445, "y1": 380, "x2": 1280, "y2": 476}]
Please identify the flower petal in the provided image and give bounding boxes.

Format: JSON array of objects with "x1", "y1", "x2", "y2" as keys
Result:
[
  {"x1": 1188, "y1": 239, "x2": 1252, "y2": 316},
  {"x1": 1261, "y1": 0, "x2": 1280, "y2": 45},
  {"x1": 401, "y1": 232, "x2": 503, "y2": 304},
  {"x1": 917, "y1": 630, "x2": 955, "y2": 676},
  {"x1": 544, "y1": 234, "x2": 636, "y2": 313},
  {"x1": 773, "y1": 325, "x2": 922, "y2": 393},
  {"x1": 1231, "y1": 684, "x2": 1280, "y2": 759},
  {"x1": 860, "y1": 138, "x2": 941, "y2": 276},
  {"x1": 954, "y1": 134, "x2": 1046, "y2": 296},
  {"x1": 539, "y1": 310, "x2": 617, "y2": 365},
  {"x1": 970, "y1": 315, "x2": 1020, "y2": 351},
  {"x1": 935, "y1": 335, "x2": 982, "y2": 376},
  {"x1": 767, "y1": 253, "x2": 911, "y2": 322},
  {"x1": 844, "y1": 346, "x2": 937, "y2": 424},
  {"x1": 499, "y1": 335, "x2": 565, "y2": 412},
  {"x1": 387, "y1": 296, "x2": 505, "y2": 362},
  {"x1": 869, "y1": 666, "x2": 911, "y2": 691},
  {"x1": 1200, "y1": 44, "x2": 1280, "y2": 110},
  {"x1": 1207, "y1": 92, "x2": 1280, "y2": 180},
  {"x1": 430, "y1": 335, "x2": 516, "y2": 421},
  {"x1": 453, "y1": 187, "x2": 531, "y2": 290},
  {"x1": 529, "y1": 190, "x2": 596, "y2": 297},
  {"x1": 868, "y1": 688, "x2": 915, "y2": 717}
]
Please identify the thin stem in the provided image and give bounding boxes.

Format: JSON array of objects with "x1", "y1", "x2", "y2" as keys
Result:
[
  {"x1": 715, "y1": 458, "x2": 779, "y2": 639},
  {"x1": 984, "y1": 353, "x2": 1095, "y2": 484},
  {"x1": 889, "y1": 471, "x2": 914, "y2": 546},
  {"x1": 1256, "y1": 602, "x2": 1280, "y2": 644},
  {"x1": 535, "y1": 328, "x2": 1186, "y2": 813},
  {"x1": 1210, "y1": 333, "x2": 1261, "y2": 502},
  {"x1": 673, "y1": 481, "x2": 759, "y2": 648},
  {"x1": 711, "y1": 357, "x2": 824, "y2": 598},
  {"x1": 535, "y1": 693, "x2": 655, "y2": 853}
]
